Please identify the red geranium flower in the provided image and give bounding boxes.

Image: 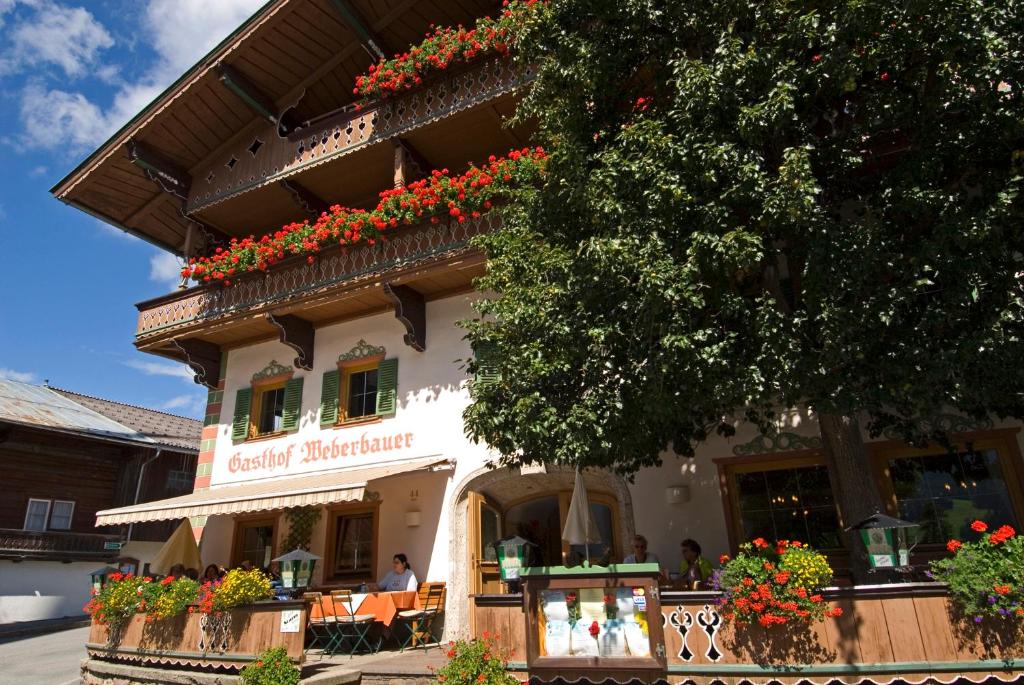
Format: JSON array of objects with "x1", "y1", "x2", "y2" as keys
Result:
[
  {"x1": 946, "y1": 539, "x2": 963, "y2": 553},
  {"x1": 971, "y1": 520, "x2": 988, "y2": 533},
  {"x1": 589, "y1": 620, "x2": 600, "y2": 638}
]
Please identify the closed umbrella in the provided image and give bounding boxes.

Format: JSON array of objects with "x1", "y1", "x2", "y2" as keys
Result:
[
  {"x1": 561, "y1": 468, "x2": 601, "y2": 565},
  {"x1": 148, "y1": 519, "x2": 202, "y2": 576}
]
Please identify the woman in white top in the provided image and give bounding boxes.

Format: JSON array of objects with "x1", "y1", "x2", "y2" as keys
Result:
[{"x1": 377, "y1": 553, "x2": 418, "y2": 591}]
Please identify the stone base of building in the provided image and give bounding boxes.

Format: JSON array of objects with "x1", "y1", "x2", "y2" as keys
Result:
[{"x1": 80, "y1": 657, "x2": 361, "y2": 685}]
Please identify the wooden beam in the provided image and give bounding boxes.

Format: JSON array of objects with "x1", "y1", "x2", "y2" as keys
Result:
[
  {"x1": 391, "y1": 137, "x2": 432, "y2": 187},
  {"x1": 216, "y1": 62, "x2": 301, "y2": 135},
  {"x1": 126, "y1": 140, "x2": 191, "y2": 200},
  {"x1": 278, "y1": 178, "x2": 329, "y2": 218},
  {"x1": 171, "y1": 338, "x2": 222, "y2": 389},
  {"x1": 328, "y1": 0, "x2": 389, "y2": 60},
  {"x1": 383, "y1": 283, "x2": 426, "y2": 352},
  {"x1": 266, "y1": 313, "x2": 315, "y2": 370}
]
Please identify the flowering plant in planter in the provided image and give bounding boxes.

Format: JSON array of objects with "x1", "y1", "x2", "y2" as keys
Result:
[
  {"x1": 930, "y1": 520, "x2": 1023, "y2": 622},
  {"x1": 84, "y1": 572, "x2": 165, "y2": 626},
  {"x1": 182, "y1": 147, "x2": 548, "y2": 285},
  {"x1": 192, "y1": 569, "x2": 273, "y2": 616},
  {"x1": 353, "y1": 0, "x2": 544, "y2": 103},
  {"x1": 146, "y1": 576, "x2": 200, "y2": 622},
  {"x1": 715, "y1": 538, "x2": 841, "y2": 627},
  {"x1": 436, "y1": 633, "x2": 517, "y2": 685}
]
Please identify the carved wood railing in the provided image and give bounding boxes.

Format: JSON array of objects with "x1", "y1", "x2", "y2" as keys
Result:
[
  {"x1": 187, "y1": 57, "x2": 531, "y2": 214},
  {"x1": 472, "y1": 584, "x2": 1024, "y2": 684},
  {"x1": 135, "y1": 212, "x2": 499, "y2": 340},
  {"x1": 0, "y1": 529, "x2": 122, "y2": 560}
]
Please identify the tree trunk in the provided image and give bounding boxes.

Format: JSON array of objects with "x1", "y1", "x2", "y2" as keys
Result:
[{"x1": 817, "y1": 412, "x2": 886, "y2": 585}]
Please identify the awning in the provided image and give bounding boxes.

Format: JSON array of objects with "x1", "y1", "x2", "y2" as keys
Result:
[{"x1": 95, "y1": 456, "x2": 449, "y2": 525}]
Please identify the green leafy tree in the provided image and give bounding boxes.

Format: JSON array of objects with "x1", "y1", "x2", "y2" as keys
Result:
[{"x1": 464, "y1": 0, "x2": 1024, "y2": 578}]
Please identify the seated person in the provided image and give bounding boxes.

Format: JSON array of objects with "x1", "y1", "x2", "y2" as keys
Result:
[
  {"x1": 679, "y1": 538, "x2": 713, "y2": 589},
  {"x1": 376, "y1": 553, "x2": 418, "y2": 592},
  {"x1": 623, "y1": 534, "x2": 661, "y2": 565},
  {"x1": 202, "y1": 564, "x2": 223, "y2": 583},
  {"x1": 167, "y1": 563, "x2": 186, "y2": 579}
]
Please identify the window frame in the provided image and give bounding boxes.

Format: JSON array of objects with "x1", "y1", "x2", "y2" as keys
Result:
[
  {"x1": 231, "y1": 514, "x2": 279, "y2": 569},
  {"x1": 338, "y1": 357, "x2": 383, "y2": 426},
  {"x1": 324, "y1": 502, "x2": 380, "y2": 581},
  {"x1": 249, "y1": 378, "x2": 288, "y2": 439},
  {"x1": 49, "y1": 500, "x2": 75, "y2": 530},
  {"x1": 23, "y1": 498, "x2": 51, "y2": 532}
]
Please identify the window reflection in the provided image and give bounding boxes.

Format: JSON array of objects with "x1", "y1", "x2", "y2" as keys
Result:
[{"x1": 734, "y1": 465, "x2": 841, "y2": 548}]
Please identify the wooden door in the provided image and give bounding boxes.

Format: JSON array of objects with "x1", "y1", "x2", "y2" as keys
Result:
[{"x1": 468, "y1": 491, "x2": 503, "y2": 594}]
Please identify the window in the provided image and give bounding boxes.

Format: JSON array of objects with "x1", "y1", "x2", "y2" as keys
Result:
[
  {"x1": 344, "y1": 363, "x2": 378, "y2": 420},
  {"x1": 49, "y1": 501, "x2": 74, "y2": 530},
  {"x1": 233, "y1": 518, "x2": 277, "y2": 569},
  {"x1": 888, "y1": 446, "x2": 1019, "y2": 544},
  {"x1": 730, "y1": 463, "x2": 841, "y2": 549},
  {"x1": 167, "y1": 470, "x2": 194, "y2": 493},
  {"x1": 23, "y1": 499, "x2": 50, "y2": 531},
  {"x1": 328, "y1": 507, "x2": 377, "y2": 579},
  {"x1": 252, "y1": 383, "x2": 287, "y2": 436}
]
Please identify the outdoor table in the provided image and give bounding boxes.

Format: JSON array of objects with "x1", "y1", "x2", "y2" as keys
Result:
[{"x1": 312, "y1": 590, "x2": 420, "y2": 627}]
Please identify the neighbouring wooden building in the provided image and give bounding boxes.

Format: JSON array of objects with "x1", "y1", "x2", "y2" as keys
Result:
[
  {"x1": 52, "y1": 0, "x2": 1024, "y2": 681},
  {"x1": 0, "y1": 379, "x2": 199, "y2": 624}
]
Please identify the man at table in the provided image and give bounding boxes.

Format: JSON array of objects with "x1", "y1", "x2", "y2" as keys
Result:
[
  {"x1": 376, "y1": 553, "x2": 418, "y2": 591},
  {"x1": 679, "y1": 538, "x2": 714, "y2": 589}
]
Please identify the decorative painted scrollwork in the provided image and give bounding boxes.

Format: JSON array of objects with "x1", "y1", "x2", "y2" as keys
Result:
[
  {"x1": 198, "y1": 612, "x2": 232, "y2": 653},
  {"x1": 668, "y1": 605, "x2": 694, "y2": 661},
  {"x1": 696, "y1": 604, "x2": 722, "y2": 662},
  {"x1": 251, "y1": 359, "x2": 293, "y2": 382},
  {"x1": 880, "y1": 413, "x2": 993, "y2": 440},
  {"x1": 339, "y1": 339, "x2": 386, "y2": 362},
  {"x1": 732, "y1": 432, "x2": 823, "y2": 456}
]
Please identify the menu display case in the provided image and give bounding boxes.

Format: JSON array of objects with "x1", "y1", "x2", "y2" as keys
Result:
[{"x1": 520, "y1": 564, "x2": 666, "y2": 682}]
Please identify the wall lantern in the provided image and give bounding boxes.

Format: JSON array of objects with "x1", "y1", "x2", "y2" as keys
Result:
[
  {"x1": 405, "y1": 510, "x2": 422, "y2": 527},
  {"x1": 845, "y1": 512, "x2": 919, "y2": 571},
  {"x1": 665, "y1": 485, "x2": 690, "y2": 505},
  {"x1": 89, "y1": 566, "x2": 119, "y2": 594},
  {"x1": 272, "y1": 549, "x2": 321, "y2": 590}
]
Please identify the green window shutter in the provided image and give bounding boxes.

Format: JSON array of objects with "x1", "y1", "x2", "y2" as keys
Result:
[
  {"x1": 320, "y1": 370, "x2": 340, "y2": 427},
  {"x1": 375, "y1": 358, "x2": 398, "y2": 417},
  {"x1": 281, "y1": 377, "x2": 304, "y2": 433},
  {"x1": 474, "y1": 344, "x2": 501, "y2": 386},
  {"x1": 231, "y1": 388, "x2": 252, "y2": 441}
]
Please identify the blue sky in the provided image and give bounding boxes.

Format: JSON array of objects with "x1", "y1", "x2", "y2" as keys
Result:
[{"x1": 0, "y1": 0, "x2": 265, "y2": 417}]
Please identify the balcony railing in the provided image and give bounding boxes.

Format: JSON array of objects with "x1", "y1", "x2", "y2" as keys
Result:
[
  {"x1": 136, "y1": 211, "x2": 500, "y2": 340},
  {"x1": 0, "y1": 529, "x2": 122, "y2": 561},
  {"x1": 187, "y1": 57, "x2": 531, "y2": 214}
]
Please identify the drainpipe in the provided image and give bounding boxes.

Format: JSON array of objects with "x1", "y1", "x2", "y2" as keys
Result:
[{"x1": 126, "y1": 448, "x2": 162, "y2": 543}]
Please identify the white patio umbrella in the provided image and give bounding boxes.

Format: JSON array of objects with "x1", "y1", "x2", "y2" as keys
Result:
[
  {"x1": 561, "y1": 468, "x2": 601, "y2": 565},
  {"x1": 148, "y1": 519, "x2": 202, "y2": 576}
]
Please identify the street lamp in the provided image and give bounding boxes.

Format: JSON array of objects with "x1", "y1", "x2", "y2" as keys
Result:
[
  {"x1": 272, "y1": 549, "x2": 321, "y2": 590},
  {"x1": 846, "y1": 512, "x2": 919, "y2": 572},
  {"x1": 88, "y1": 566, "x2": 119, "y2": 594},
  {"x1": 492, "y1": 535, "x2": 535, "y2": 592}
]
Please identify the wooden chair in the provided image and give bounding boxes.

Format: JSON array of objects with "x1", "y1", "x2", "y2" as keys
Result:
[
  {"x1": 330, "y1": 589, "x2": 379, "y2": 656},
  {"x1": 302, "y1": 592, "x2": 341, "y2": 657},
  {"x1": 395, "y1": 582, "x2": 446, "y2": 651}
]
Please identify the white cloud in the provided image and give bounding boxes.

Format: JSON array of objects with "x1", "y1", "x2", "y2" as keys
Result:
[
  {"x1": 125, "y1": 358, "x2": 194, "y2": 383},
  {"x1": 160, "y1": 393, "x2": 205, "y2": 415},
  {"x1": 28, "y1": 164, "x2": 47, "y2": 176},
  {"x1": 0, "y1": 1, "x2": 113, "y2": 77},
  {"x1": 14, "y1": 0, "x2": 264, "y2": 151},
  {"x1": 149, "y1": 250, "x2": 183, "y2": 290},
  {"x1": 0, "y1": 368, "x2": 37, "y2": 383},
  {"x1": 18, "y1": 81, "x2": 110, "y2": 150}
]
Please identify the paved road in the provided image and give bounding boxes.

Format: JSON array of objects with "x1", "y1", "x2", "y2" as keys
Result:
[{"x1": 0, "y1": 625, "x2": 88, "y2": 685}]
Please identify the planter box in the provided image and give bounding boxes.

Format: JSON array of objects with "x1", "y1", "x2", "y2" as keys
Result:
[{"x1": 85, "y1": 600, "x2": 306, "y2": 671}]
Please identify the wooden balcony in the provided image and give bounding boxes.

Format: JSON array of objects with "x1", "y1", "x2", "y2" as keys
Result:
[
  {"x1": 473, "y1": 584, "x2": 1024, "y2": 684},
  {"x1": 187, "y1": 57, "x2": 531, "y2": 217},
  {"x1": 0, "y1": 529, "x2": 122, "y2": 562},
  {"x1": 135, "y1": 212, "x2": 498, "y2": 353}
]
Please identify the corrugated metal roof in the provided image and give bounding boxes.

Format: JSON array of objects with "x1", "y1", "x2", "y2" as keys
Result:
[{"x1": 0, "y1": 378, "x2": 156, "y2": 446}]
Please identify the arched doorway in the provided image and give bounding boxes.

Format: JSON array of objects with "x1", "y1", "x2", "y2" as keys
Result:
[{"x1": 446, "y1": 466, "x2": 635, "y2": 638}]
